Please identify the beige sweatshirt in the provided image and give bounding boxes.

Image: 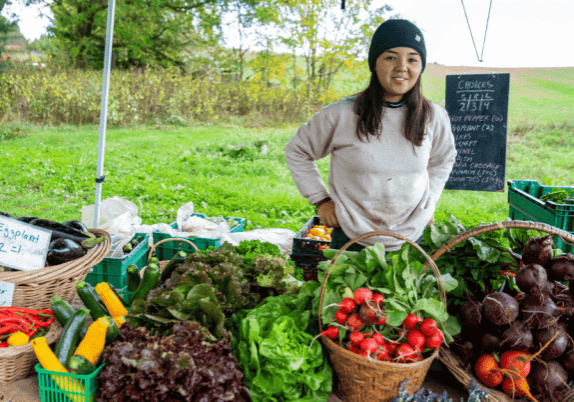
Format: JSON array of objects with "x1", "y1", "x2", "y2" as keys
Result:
[{"x1": 285, "y1": 96, "x2": 457, "y2": 250}]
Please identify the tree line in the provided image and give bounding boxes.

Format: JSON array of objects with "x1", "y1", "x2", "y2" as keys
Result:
[{"x1": 1, "y1": 0, "x2": 391, "y2": 95}]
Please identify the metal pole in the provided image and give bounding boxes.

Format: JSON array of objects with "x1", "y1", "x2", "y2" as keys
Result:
[{"x1": 93, "y1": 0, "x2": 117, "y2": 228}]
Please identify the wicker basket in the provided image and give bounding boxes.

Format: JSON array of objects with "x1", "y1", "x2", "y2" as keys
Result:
[
  {"x1": 426, "y1": 220, "x2": 574, "y2": 402},
  {"x1": 318, "y1": 230, "x2": 446, "y2": 402},
  {"x1": 138, "y1": 237, "x2": 199, "y2": 276},
  {"x1": 0, "y1": 229, "x2": 111, "y2": 310},
  {"x1": 0, "y1": 321, "x2": 63, "y2": 385}
]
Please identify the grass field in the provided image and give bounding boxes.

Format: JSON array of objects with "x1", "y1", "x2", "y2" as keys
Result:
[{"x1": 1, "y1": 65, "x2": 573, "y2": 234}]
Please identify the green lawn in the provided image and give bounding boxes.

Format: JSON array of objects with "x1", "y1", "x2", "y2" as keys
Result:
[{"x1": 1, "y1": 66, "x2": 573, "y2": 233}]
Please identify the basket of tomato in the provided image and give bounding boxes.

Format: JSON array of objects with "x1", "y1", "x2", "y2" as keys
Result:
[{"x1": 291, "y1": 216, "x2": 333, "y2": 281}]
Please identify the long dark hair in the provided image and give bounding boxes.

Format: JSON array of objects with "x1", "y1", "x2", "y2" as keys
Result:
[{"x1": 353, "y1": 73, "x2": 432, "y2": 149}]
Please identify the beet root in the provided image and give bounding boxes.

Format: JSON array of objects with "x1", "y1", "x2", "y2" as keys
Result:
[
  {"x1": 458, "y1": 300, "x2": 482, "y2": 330},
  {"x1": 481, "y1": 332, "x2": 503, "y2": 352},
  {"x1": 550, "y1": 253, "x2": 574, "y2": 282},
  {"x1": 534, "y1": 323, "x2": 568, "y2": 361},
  {"x1": 501, "y1": 320, "x2": 533, "y2": 350},
  {"x1": 520, "y1": 295, "x2": 564, "y2": 330},
  {"x1": 530, "y1": 361, "x2": 568, "y2": 402},
  {"x1": 482, "y1": 292, "x2": 520, "y2": 326},
  {"x1": 522, "y1": 235, "x2": 554, "y2": 268},
  {"x1": 561, "y1": 349, "x2": 574, "y2": 372},
  {"x1": 515, "y1": 263, "x2": 547, "y2": 296}
]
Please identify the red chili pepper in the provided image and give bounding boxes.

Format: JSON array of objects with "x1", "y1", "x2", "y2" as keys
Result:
[
  {"x1": 26, "y1": 316, "x2": 55, "y2": 328},
  {"x1": 0, "y1": 307, "x2": 53, "y2": 316},
  {"x1": 0, "y1": 341, "x2": 8, "y2": 348},
  {"x1": 0, "y1": 324, "x2": 21, "y2": 336},
  {"x1": 0, "y1": 317, "x2": 34, "y2": 332}
]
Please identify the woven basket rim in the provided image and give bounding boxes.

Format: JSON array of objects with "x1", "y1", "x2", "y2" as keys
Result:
[
  {"x1": 430, "y1": 220, "x2": 574, "y2": 401},
  {"x1": 0, "y1": 229, "x2": 111, "y2": 284}
]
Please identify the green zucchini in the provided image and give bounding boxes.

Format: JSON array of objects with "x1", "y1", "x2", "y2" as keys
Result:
[
  {"x1": 148, "y1": 256, "x2": 159, "y2": 265},
  {"x1": 76, "y1": 281, "x2": 110, "y2": 320},
  {"x1": 130, "y1": 264, "x2": 161, "y2": 305},
  {"x1": 103, "y1": 315, "x2": 120, "y2": 345},
  {"x1": 50, "y1": 294, "x2": 87, "y2": 338},
  {"x1": 68, "y1": 354, "x2": 97, "y2": 375},
  {"x1": 160, "y1": 250, "x2": 188, "y2": 283},
  {"x1": 54, "y1": 307, "x2": 89, "y2": 368},
  {"x1": 126, "y1": 264, "x2": 142, "y2": 292}
]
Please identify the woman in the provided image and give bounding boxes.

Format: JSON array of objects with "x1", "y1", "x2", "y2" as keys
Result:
[{"x1": 285, "y1": 19, "x2": 457, "y2": 252}]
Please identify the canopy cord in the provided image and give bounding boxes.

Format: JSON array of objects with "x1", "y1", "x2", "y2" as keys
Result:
[{"x1": 461, "y1": 0, "x2": 493, "y2": 62}]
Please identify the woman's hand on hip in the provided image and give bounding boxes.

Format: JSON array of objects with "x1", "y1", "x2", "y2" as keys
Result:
[
  {"x1": 318, "y1": 201, "x2": 339, "y2": 228},
  {"x1": 426, "y1": 215, "x2": 435, "y2": 226}
]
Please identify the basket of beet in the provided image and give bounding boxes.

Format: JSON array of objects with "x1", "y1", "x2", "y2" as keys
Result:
[{"x1": 427, "y1": 220, "x2": 574, "y2": 402}]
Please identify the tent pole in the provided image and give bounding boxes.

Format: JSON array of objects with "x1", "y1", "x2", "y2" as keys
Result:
[{"x1": 93, "y1": 0, "x2": 117, "y2": 228}]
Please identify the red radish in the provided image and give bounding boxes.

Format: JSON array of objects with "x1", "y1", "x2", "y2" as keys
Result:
[
  {"x1": 376, "y1": 348, "x2": 389, "y2": 361},
  {"x1": 419, "y1": 318, "x2": 438, "y2": 337},
  {"x1": 347, "y1": 313, "x2": 366, "y2": 331},
  {"x1": 406, "y1": 329, "x2": 426, "y2": 350},
  {"x1": 375, "y1": 316, "x2": 387, "y2": 326},
  {"x1": 501, "y1": 377, "x2": 536, "y2": 400},
  {"x1": 385, "y1": 341, "x2": 400, "y2": 356},
  {"x1": 372, "y1": 293, "x2": 385, "y2": 304},
  {"x1": 359, "y1": 304, "x2": 381, "y2": 324},
  {"x1": 360, "y1": 338, "x2": 379, "y2": 354},
  {"x1": 347, "y1": 344, "x2": 361, "y2": 354},
  {"x1": 353, "y1": 288, "x2": 373, "y2": 305},
  {"x1": 335, "y1": 309, "x2": 349, "y2": 325},
  {"x1": 424, "y1": 329, "x2": 444, "y2": 349},
  {"x1": 339, "y1": 298, "x2": 357, "y2": 313},
  {"x1": 321, "y1": 326, "x2": 339, "y2": 340},
  {"x1": 349, "y1": 331, "x2": 365, "y2": 346},
  {"x1": 372, "y1": 333, "x2": 386, "y2": 346},
  {"x1": 395, "y1": 343, "x2": 416, "y2": 362},
  {"x1": 402, "y1": 314, "x2": 419, "y2": 330},
  {"x1": 359, "y1": 350, "x2": 369, "y2": 357},
  {"x1": 499, "y1": 350, "x2": 530, "y2": 380},
  {"x1": 474, "y1": 354, "x2": 503, "y2": 388}
]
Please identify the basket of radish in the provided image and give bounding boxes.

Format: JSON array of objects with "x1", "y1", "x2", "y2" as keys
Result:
[
  {"x1": 428, "y1": 220, "x2": 574, "y2": 402},
  {"x1": 317, "y1": 230, "x2": 454, "y2": 402}
]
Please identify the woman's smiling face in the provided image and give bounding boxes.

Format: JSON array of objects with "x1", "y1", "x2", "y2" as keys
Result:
[{"x1": 375, "y1": 47, "x2": 423, "y2": 103}]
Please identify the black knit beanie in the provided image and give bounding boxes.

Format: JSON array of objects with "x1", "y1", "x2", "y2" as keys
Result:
[{"x1": 368, "y1": 19, "x2": 426, "y2": 73}]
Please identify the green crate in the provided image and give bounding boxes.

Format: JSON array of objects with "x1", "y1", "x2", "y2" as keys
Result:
[
  {"x1": 118, "y1": 288, "x2": 134, "y2": 307},
  {"x1": 152, "y1": 213, "x2": 245, "y2": 260},
  {"x1": 507, "y1": 179, "x2": 574, "y2": 252},
  {"x1": 36, "y1": 363, "x2": 103, "y2": 402},
  {"x1": 86, "y1": 233, "x2": 150, "y2": 289}
]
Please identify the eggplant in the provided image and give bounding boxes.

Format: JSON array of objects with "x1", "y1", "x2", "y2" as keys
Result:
[
  {"x1": 0, "y1": 211, "x2": 13, "y2": 218},
  {"x1": 17, "y1": 216, "x2": 41, "y2": 223},
  {"x1": 47, "y1": 238, "x2": 86, "y2": 265},
  {"x1": 63, "y1": 220, "x2": 89, "y2": 233},
  {"x1": 29, "y1": 219, "x2": 103, "y2": 248}
]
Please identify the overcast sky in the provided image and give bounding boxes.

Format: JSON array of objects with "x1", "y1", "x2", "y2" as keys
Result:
[{"x1": 4, "y1": 0, "x2": 574, "y2": 68}]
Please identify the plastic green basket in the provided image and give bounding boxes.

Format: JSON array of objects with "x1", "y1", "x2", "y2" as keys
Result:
[
  {"x1": 507, "y1": 179, "x2": 574, "y2": 252},
  {"x1": 86, "y1": 232, "x2": 150, "y2": 289},
  {"x1": 35, "y1": 363, "x2": 103, "y2": 402},
  {"x1": 152, "y1": 213, "x2": 245, "y2": 260}
]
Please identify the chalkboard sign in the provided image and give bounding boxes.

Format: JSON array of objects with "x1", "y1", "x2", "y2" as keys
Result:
[{"x1": 444, "y1": 73, "x2": 510, "y2": 191}]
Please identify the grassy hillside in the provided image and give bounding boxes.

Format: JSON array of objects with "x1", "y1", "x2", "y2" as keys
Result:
[{"x1": 1, "y1": 65, "x2": 573, "y2": 233}]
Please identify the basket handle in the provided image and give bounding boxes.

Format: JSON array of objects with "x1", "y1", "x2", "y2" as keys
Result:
[
  {"x1": 426, "y1": 220, "x2": 574, "y2": 267},
  {"x1": 147, "y1": 237, "x2": 199, "y2": 260},
  {"x1": 318, "y1": 230, "x2": 445, "y2": 332}
]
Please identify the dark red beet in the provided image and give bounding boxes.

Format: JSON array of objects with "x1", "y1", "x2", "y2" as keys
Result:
[
  {"x1": 501, "y1": 320, "x2": 533, "y2": 350},
  {"x1": 562, "y1": 349, "x2": 574, "y2": 372},
  {"x1": 458, "y1": 300, "x2": 482, "y2": 330},
  {"x1": 550, "y1": 253, "x2": 574, "y2": 282},
  {"x1": 530, "y1": 361, "x2": 568, "y2": 402},
  {"x1": 520, "y1": 294, "x2": 562, "y2": 330},
  {"x1": 482, "y1": 292, "x2": 520, "y2": 326},
  {"x1": 522, "y1": 235, "x2": 554, "y2": 267},
  {"x1": 534, "y1": 323, "x2": 568, "y2": 361},
  {"x1": 481, "y1": 332, "x2": 503, "y2": 352},
  {"x1": 515, "y1": 263, "x2": 548, "y2": 296}
]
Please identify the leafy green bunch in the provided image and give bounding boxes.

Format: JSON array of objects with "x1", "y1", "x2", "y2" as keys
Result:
[{"x1": 315, "y1": 243, "x2": 461, "y2": 343}]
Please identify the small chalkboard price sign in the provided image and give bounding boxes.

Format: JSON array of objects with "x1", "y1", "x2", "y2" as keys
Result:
[{"x1": 444, "y1": 73, "x2": 510, "y2": 191}]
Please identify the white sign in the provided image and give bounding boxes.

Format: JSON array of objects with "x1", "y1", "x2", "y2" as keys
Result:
[
  {"x1": 0, "y1": 216, "x2": 51, "y2": 271},
  {"x1": 0, "y1": 280, "x2": 16, "y2": 306}
]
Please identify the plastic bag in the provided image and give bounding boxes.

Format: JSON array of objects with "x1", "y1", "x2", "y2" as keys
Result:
[
  {"x1": 223, "y1": 228, "x2": 296, "y2": 257},
  {"x1": 81, "y1": 196, "x2": 139, "y2": 228},
  {"x1": 175, "y1": 201, "x2": 232, "y2": 239}
]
